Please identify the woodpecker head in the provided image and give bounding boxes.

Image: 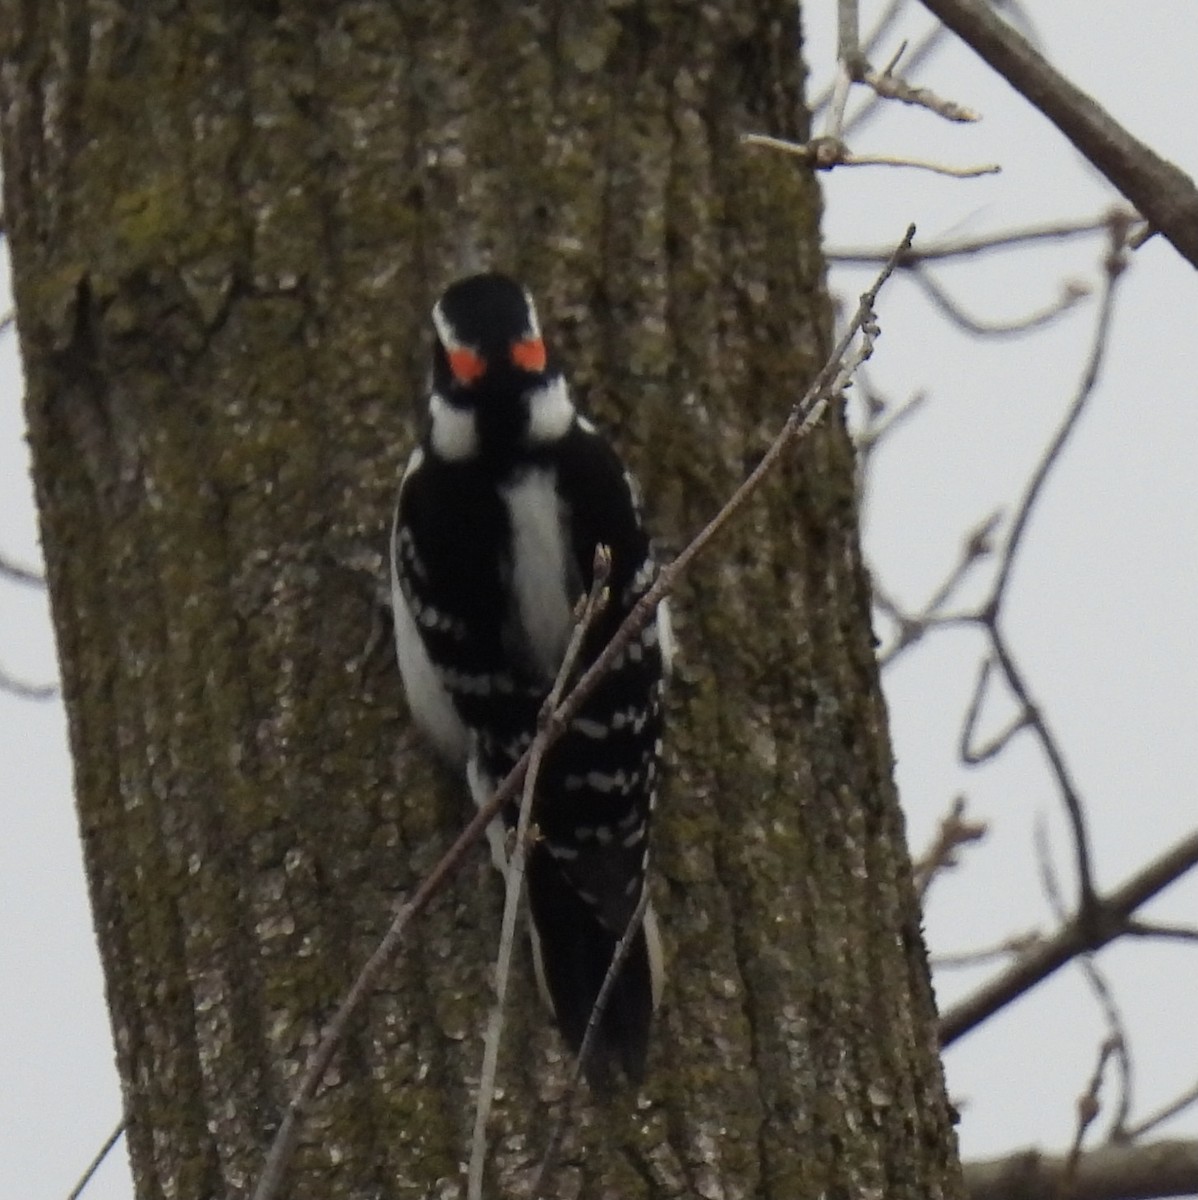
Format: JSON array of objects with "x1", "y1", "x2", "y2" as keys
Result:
[{"x1": 427, "y1": 273, "x2": 574, "y2": 462}]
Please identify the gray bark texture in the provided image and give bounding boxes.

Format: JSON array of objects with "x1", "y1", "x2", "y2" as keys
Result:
[{"x1": 0, "y1": 2, "x2": 965, "y2": 1197}]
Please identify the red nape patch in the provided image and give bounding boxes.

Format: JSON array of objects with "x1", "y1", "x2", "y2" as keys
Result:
[
  {"x1": 510, "y1": 337, "x2": 546, "y2": 373},
  {"x1": 448, "y1": 348, "x2": 487, "y2": 385}
]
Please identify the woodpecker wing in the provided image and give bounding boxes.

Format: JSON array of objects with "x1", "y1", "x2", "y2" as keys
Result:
[{"x1": 391, "y1": 446, "x2": 542, "y2": 766}]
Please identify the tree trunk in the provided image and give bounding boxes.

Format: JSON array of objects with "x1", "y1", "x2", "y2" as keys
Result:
[{"x1": 0, "y1": 2, "x2": 964, "y2": 1197}]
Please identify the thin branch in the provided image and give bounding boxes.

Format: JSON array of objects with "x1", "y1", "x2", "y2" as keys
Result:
[
  {"x1": 467, "y1": 554, "x2": 611, "y2": 1200},
  {"x1": 828, "y1": 212, "x2": 1136, "y2": 266},
  {"x1": 855, "y1": 385, "x2": 930, "y2": 459},
  {"x1": 859, "y1": 57, "x2": 979, "y2": 122},
  {"x1": 911, "y1": 266, "x2": 1089, "y2": 337},
  {"x1": 991, "y1": 225, "x2": 1127, "y2": 603},
  {"x1": 914, "y1": 0, "x2": 1198, "y2": 269},
  {"x1": 66, "y1": 1120, "x2": 125, "y2": 1200},
  {"x1": 842, "y1": 0, "x2": 1039, "y2": 138},
  {"x1": 958, "y1": 655, "x2": 1029, "y2": 764},
  {"x1": 1036, "y1": 821, "x2": 1133, "y2": 1140},
  {"x1": 1122, "y1": 921, "x2": 1198, "y2": 944},
  {"x1": 932, "y1": 930, "x2": 1042, "y2": 970},
  {"x1": 913, "y1": 795, "x2": 988, "y2": 903},
  {"x1": 0, "y1": 551, "x2": 45, "y2": 587},
  {"x1": 1059, "y1": 1038, "x2": 1121, "y2": 1198},
  {"x1": 1123, "y1": 1082, "x2": 1198, "y2": 1143},
  {"x1": 742, "y1": 133, "x2": 999, "y2": 178},
  {"x1": 810, "y1": 0, "x2": 909, "y2": 116},
  {"x1": 0, "y1": 665, "x2": 59, "y2": 700},
  {"x1": 877, "y1": 511, "x2": 999, "y2": 668},
  {"x1": 967, "y1": 228, "x2": 1127, "y2": 913},
  {"x1": 249, "y1": 227, "x2": 917, "y2": 1200},
  {"x1": 939, "y1": 828, "x2": 1198, "y2": 1047},
  {"x1": 822, "y1": 0, "x2": 859, "y2": 140}
]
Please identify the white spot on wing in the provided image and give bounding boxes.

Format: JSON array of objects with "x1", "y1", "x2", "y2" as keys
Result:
[
  {"x1": 571, "y1": 717, "x2": 610, "y2": 740},
  {"x1": 656, "y1": 598, "x2": 677, "y2": 675}
]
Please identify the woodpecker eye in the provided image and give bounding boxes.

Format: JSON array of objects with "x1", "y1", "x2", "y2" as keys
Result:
[
  {"x1": 510, "y1": 337, "x2": 547, "y2": 373},
  {"x1": 448, "y1": 347, "x2": 487, "y2": 385}
]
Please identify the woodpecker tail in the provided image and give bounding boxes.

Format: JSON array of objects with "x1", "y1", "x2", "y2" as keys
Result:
[{"x1": 526, "y1": 847, "x2": 661, "y2": 1086}]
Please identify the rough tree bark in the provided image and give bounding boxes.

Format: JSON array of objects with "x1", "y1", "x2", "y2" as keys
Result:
[{"x1": 0, "y1": 2, "x2": 964, "y2": 1197}]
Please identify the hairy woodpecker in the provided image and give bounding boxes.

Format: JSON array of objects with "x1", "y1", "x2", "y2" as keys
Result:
[{"x1": 390, "y1": 273, "x2": 672, "y2": 1084}]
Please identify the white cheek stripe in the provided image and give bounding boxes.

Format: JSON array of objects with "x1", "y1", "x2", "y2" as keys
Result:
[
  {"x1": 526, "y1": 375, "x2": 575, "y2": 444},
  {"x1": 429, "y1": 392, "x2": 479, "y2": 460}
]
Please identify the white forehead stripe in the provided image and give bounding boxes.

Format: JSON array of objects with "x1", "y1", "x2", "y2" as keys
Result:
[
  {"x1": 429, "y1": 391, "x2": 479, "y2": 459},
  {"x1": 431, "y1": 300, "x2": 466, "y2": 353},
  {"x1": 527, "y1": 375, "x2": 575, "y2": 443},
  {"x1": 522, "y1": 289, "x2": 542, "y2": 338}
]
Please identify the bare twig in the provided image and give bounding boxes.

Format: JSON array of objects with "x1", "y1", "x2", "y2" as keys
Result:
[
  {"x1": 939, "y1": 829, "x2": 1198, "y2": 1047},
  {"x1": 913, "y1": 795, "x2": 988, "y2": 902},
  {"x1": 911, "y1": 266, "x2": 1089, "y2": 337},
  {"x1": 0, "y1": 665, "x2": 59, "y2": 700},
  {"x1": 742, "y1": 133, "x2": 999, "y2": 178},
  {"x1": 467, "y1": 553, "x2": 612, "y2": 1200},
  {"x1": 914, "y1": 0, "x2": 1198, "y2": 269},
  {"x1": 0, "y1": 551, "x2": 45, "y2": 587},
  {"x1": 1123, "y1": 1082, "x2": 1198, "y2": 1143},
  {"x1": 876, "y1": 511, "x2": 999, "y2": 668},
  {"x1": 1123, "y1": 921, "x2": 1198, "y2": 944},
  {"x1": 1059, "y1": 1038, "x2": 1121, "y2": 1197},
  {"x1": 65, "y1": 1120, "x2": 125, "y2": 1200},
  {"x1": 959, "y1": 656, "x2": 1030, "y2": 765},
  {"x1": 828, "y1": 212, "x2": 1137, "y2": 266},
  {"x1": 931, "y1": 930, "x2": 1042, "y2": 970},
  {"x1": 855, "y1": 384, "x2": 930, "y2": 459},
  {"x1": 1036, "y1": 822, "x2": 1133, "y2": 1139},
  {"x1": 859, "y1": 57, "x2": 979, "y2": 122},
  {"x1": 249, "y1": 228, "x2": 917, "y2": 1200},
  {"x1": 975, "y1": 228, "x2": 1129, "y2": 914},
  {"x1": 844, "y1": 0, "x2": 1039, "y2": 138}
]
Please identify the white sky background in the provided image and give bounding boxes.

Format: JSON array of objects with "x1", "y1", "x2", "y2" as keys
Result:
[{"x1": 2, "y1": 4, "x2": 1196, "y2": 1196}]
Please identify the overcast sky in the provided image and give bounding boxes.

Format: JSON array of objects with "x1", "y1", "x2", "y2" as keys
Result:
[{"x1": 2, "y1": 4, "x2": 1196, "y2": 1197}]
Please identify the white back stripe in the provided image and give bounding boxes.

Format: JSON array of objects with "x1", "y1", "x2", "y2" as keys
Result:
[{"x1": 501, "y1": 467, "x2": 574, "y2": 680}]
